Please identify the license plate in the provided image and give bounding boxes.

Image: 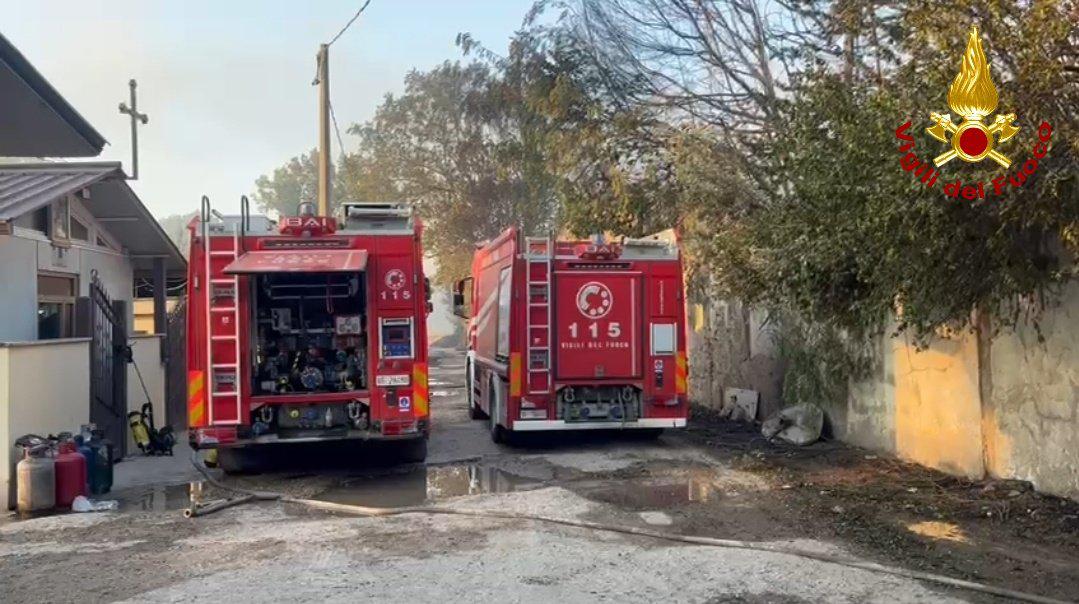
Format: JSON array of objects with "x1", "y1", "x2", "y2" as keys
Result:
[{"x1": 376, "y1": 374, "x2": 410, "y2": 387}]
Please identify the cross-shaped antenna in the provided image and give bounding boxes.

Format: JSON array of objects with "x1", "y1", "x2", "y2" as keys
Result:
[{"x1": 118, "y1": 79, "x2": 149, "y2": 180}]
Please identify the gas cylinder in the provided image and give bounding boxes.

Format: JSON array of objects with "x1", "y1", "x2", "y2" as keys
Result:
[
  {"x1": 17, "y1": 447, "x2": 55, "y2": 513},
  {"x1": 75, "y1": 437, "x2": 94, "y2": 492},
  {"x1": 87, "y1": 437, "x2": 113, "y2": 495},
  {"x1": 54, "y1": 441, "x2": 87, "y2": 507}
]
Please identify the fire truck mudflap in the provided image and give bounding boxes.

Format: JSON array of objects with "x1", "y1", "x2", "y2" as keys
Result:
[{"x1": 186, "y1": 199, "x2": 430, "y2": 466}]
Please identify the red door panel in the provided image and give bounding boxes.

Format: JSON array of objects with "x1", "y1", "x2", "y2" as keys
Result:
[{"x1": 554, "y1": 273, "x2": 641, "y2": 380}]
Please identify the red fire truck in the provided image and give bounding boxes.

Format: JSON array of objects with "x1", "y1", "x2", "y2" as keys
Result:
[
  {"x1": 454, "y1": 229, "x2": 688, "y2": 442},
  {"x1": 186, "y1": 198, "x2": 430, "y2": 471}
]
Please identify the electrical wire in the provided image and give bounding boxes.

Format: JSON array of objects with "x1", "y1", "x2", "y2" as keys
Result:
[{"x1": 327, "y1": 0, "x2": 372, "y2": 47}]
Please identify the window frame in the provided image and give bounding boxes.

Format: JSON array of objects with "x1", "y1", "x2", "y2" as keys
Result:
[
  {"x1": 495, "y1": 266, "x2": 512, "y2": 360},
  {"x1": 37, "y1": 272, "x2": 78, "y2": 340}
]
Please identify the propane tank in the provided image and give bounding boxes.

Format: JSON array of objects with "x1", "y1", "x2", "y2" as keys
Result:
[
  {"x1": 54, "y1": 441, "x2": 88, "y2": 508},
  {"x1": 17, "y1": 446, "x2": 55, "y2": 513}
]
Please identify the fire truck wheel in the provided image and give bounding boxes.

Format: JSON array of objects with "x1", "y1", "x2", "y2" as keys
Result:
[
  {"x1": 467, "y1": 362, "x2": 486, "y2": 420},
  {"x1": 489, "y1": 377, "x2": 508, "y2": 444},
  {"x1": 630, "y1": 428, "x2": 664, "y2": 440},
  {"x1": 217, "y1": 448, "x2": 263, "y2": 474},
  {"x1": 398, "y1": 438, "x2": 428, "y2": 463}
]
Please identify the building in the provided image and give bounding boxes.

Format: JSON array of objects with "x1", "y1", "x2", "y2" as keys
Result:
[{"x1": 0, "y1": 32, "x2": 186, "y2": 507}]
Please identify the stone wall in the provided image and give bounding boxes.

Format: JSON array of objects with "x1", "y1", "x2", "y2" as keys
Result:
[
  {"x1": 685, "y1": 295, "x2": 784, "y2": 417},
  {"x1": 839, "y1": 285, "x2": 1079, "y2": 499}
]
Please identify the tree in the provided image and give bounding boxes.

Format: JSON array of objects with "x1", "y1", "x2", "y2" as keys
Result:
[
  {"x1": 339, "y1": 60, "x2": 560, "y2": 284},
  {"x1": 252, "y1": 150, "x2": 326, "y2": 217}
]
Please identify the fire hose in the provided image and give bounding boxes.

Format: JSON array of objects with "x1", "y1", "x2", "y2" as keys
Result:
[{"x1": 185, "y1": 454, "x2": 1068, "y2": 604}]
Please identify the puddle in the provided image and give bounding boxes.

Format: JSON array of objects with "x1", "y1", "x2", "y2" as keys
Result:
[
  {"x1": 315, "y1": 464, "x2": 539, "y2": 508},
  {"x1": 577, "y1": 471, "x2": 724, "y2": 509},
  {"x1": 115, "y1": 483, "x2": 199, "y2": 512},
  {"x1": 907, "y1": 520, "x2": 970, "y2": 544}
]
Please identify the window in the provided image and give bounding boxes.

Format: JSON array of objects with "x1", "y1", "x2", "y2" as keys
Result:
[
  {"x1": 496, "y1": 267, "x2": 512, "y2": 358},
  {"x1": 51, "y1": 197, "x2": 70, "y2": 243},
  {"x1": 37, "y1": 273, "x2": 77, "y2": 339},
  {"x1": 97, "y1": 234, "x2": 115, "y2": 250},
  {"x1": 17, "y1": 207, "x2": 49, "y2": 233},
  {"x1": 651, "y1": 323, "x2": 676, "y2": 355},
  {"x1": 70, "y1": 216, "x2": 90, "y2": 242}
]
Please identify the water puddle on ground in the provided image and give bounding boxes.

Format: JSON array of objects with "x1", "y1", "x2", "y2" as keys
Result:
[
  {"x1": 315, "y1": 464, "x2": 540, "y2": 508},
  {"x1": 577, "y1": 470, "x2": 725, "y2": 510},
  {"x1": 114, "y1": 483, "x2": 198, "y2": 512}
]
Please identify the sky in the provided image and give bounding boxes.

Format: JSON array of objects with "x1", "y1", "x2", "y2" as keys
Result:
[{"x1": 6, "y1": 0, "x2": 537, "y2": 218}]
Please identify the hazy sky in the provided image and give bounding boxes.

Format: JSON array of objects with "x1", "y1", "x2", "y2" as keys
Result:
[{"x1": 7, "y1": 0, "x2": 536, "y2": 217}]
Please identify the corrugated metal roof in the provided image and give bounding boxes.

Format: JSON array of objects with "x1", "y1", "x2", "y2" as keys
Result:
[
  {"x1": 0, "y1": 162, "x2": 124, "y2": 221},
  {"x1": 0, "y1": 162, "x2": 186, "y2": 272}
]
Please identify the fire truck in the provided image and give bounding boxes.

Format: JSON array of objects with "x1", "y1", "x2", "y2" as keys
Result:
[
  {"x1": 454, "y1": 229, "x2": 688, "y2": 442},
  {"x1": 186, "y1": 197, "x2": 430, "y2": 471}
]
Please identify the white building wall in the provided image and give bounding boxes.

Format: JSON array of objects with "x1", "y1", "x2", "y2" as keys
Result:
[
  {"x1": 0, "y1": 235, "x2": 39, "y2": 341},
  {"x1": 0, "y1": 338, "x2": 92, "y2": 509},
  {"x1": 0, "y1": 210, "x2": 135, "y2": 342}
]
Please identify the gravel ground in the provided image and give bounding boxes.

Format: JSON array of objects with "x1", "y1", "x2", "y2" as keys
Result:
[{"x1": 1, "y1": 348, "x2": 1075, "y2": 603}]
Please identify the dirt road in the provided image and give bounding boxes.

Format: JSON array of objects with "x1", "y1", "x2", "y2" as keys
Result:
[{"x1": 2, "y1": 347, "x2": 1077, "y2": 602}]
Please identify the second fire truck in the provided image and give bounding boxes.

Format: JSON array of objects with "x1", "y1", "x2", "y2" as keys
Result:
[{"x1": 454, "y1": 229, "x2": 689, "y2": 442}]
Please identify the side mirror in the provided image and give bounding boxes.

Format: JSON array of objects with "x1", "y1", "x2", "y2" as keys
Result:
[{"x1": 452, "y1": 277, "x2": 473, "y2": 319}]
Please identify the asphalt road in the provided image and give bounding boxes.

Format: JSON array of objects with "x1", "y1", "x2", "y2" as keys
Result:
[{"x1": 0, "y1": 347, "x2": 980, "y2": 603}]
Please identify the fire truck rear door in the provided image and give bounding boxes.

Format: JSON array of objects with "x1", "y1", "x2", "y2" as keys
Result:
[{"x1": 554, "y1": 272, "x2": 641, "y2": 380}]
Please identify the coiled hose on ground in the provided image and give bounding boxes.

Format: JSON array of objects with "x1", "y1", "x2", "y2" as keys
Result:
[{"x1": 185, "y1": 453, "x2": 1069, "y2": 604}]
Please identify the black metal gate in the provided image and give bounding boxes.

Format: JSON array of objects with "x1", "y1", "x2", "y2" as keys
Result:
[
  {"x1": 75, "y1": 270, "x2": 127, "y2": 460},
  {"x1": 164, "y1": 297, "x2": 187, "y2": 432}
]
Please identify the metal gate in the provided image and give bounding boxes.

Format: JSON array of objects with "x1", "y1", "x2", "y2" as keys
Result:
[
  {"x1": 164, "y1": 297, "x2": 188, "y2": 432},
  {"x1": 75, "y1": 270, "x2": 127, "y2": 460}
]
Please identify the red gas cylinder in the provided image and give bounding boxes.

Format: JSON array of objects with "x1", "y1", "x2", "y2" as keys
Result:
[{"x1": 54, "y1": 441, "x2": 88, "y2": 508}]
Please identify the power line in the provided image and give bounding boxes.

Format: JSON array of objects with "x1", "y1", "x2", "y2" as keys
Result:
[
  {"x1": 328, "y1": 0, "x2": 372, "y2": 46},
  {"x1": 313, "y1": 1, "x2": 373, "y2": 84},
  {"x1": 328, "y1": 98, "x2": 346, "y2": 155}
]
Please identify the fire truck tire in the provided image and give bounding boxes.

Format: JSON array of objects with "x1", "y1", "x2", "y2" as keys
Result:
[
  {"x1": 398, "y1": 438, "x2": 428, "y2": 463},
  {"x1": 630, "y1": 428, "x2": 664, "y2": 440},
  {"x1": 217, "y1": 448, "x2": 262, "y2": 474},
  {"x1": 467, "y1": 361, "x2": 486, "y2": 420},
  {"x1": 489, "y1": 377, "x2": 508, "y2": 444}
]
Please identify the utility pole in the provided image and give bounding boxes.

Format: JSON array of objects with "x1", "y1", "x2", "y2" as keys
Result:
[
  {"x1": 118, "y1": 79, "x2": 149, "y2": 180},
  {"x1": 316, "y1": 44, "x2": 332, "y2": 216}
]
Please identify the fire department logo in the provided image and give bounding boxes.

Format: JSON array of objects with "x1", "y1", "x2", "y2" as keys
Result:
[
  {"x1": 384, "y1": 269, "x2": 405, "y2": 290},
  {"x1": 576, "y1": 282, "x2": 613, "y2": 319},
  {"x1": 926, "y1": 25, "x2": 1018, "y2": 168}
]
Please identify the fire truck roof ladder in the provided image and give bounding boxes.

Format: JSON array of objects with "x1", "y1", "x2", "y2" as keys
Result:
[
  {"x1": 524, "y1": 234, "x2": 553, "y2": 394},
  {"x1": 201, "y1": 195, "x2": 242, "y2": 425}
]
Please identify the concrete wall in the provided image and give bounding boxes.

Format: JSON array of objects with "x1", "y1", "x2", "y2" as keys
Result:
[
  {"x1": 685, "y1": 295, "x2": 784, "y2": 417},
  {"x1": 840, "y1": 284, "x2": 1079, "y2": 499},
  {"x1": 982, "y1": 281, "x2": 1079, "y2": 498},
  {"x1": 0, "y1": 338, "x2": 91, "y2": 509},
  {"x1": 0, "y1": 235, "x2": 41, "y2": 342},
  {"x1": 126, "y1": 335, "x2": 167, "y2": 454}
]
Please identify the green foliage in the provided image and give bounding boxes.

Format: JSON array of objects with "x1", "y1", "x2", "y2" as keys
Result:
[
  {"x1": 252, "y1": 150, "x2": 323, "y2": 217},
  {"x1": 339, "y1": 61, "x2": 560, "y2": 285}
]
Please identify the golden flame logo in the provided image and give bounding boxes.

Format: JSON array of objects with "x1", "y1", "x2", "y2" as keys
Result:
[
  {"x1": 926, "y1": 26, "x2": 1018, "y2": 168},
  {"x1": 947, "y1": 27, "x2": 998, "y2": 120}
]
